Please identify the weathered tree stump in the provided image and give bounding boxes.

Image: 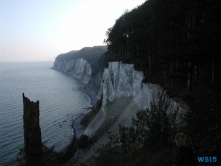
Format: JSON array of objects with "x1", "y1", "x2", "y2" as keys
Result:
[{"x1": 23, "y1": 93, "x2": 43, "y2": 166}]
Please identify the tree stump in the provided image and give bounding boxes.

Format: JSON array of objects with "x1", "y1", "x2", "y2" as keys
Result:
[{"x1": 23, "y1": 93, "x2": 43, "y2": 166}]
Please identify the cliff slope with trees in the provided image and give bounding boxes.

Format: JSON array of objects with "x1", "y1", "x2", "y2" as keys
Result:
[
  {"x1": 53, "y1": 46, "x2": 109, "y2": 77},
  {"x1": 53, "y1": 0, "x2": 221, "y2": 165},
  {"x1": 105, "y1": 0, "x2": 221, "y2": 97}
]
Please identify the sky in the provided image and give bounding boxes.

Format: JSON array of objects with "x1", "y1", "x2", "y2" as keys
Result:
[{"x1": 0, "y1": 0, "x2": 145, "y2": 62}]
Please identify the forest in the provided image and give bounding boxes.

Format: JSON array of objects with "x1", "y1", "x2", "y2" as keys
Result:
[
  {"x1": 105, "y1": 0, "x2": 221, "y2": 93},
  {"x1": 94, "y1": 0, "x2": 221, "y2": 165},
  {"x1": 19, "y1": 1, "x2": 221, "y2": 165}
]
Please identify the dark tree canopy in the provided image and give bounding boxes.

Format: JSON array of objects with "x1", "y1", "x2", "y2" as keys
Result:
[{"x1": 105, "y1": 0, "x2": 221, "y2": 90}]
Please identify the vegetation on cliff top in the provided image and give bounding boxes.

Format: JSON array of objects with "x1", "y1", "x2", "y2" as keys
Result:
[
  {"x1": 93, "y1": 0, "x2": 221, "y2": 164},
  {"x1": 54, "y1": 46, "x2": 109, "y2": 77},
  {"x1": 94, "y1": 93, "x2": 180, "y2": 166},
  {"x1": 105, "y1": 0, "x2": 221, "y2": 101},
  {"x1": 55, "y1": 46, "x2": 107, "y2": 63},
  {"x1": 93, "y1": 90, "x2": 221, "y2": 166},
  {"x1": 51, "y1": 0, "x2": 221, "y2": 165}
]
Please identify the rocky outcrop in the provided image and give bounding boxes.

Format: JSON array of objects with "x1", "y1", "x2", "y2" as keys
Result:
[
  {"x1": 84, "y1": 70, "x2": 103, "y2": 99},
  {"x1": 52, "y1": 46, "x2": 189, "y2": 138},
  {"x1": 52, "y1": 46, "x2": 107, "y2": 84},
  {"x1": 68, "y1": 58, "x2": 92, "y2": 84},
  {"x1": 53, "y1": 58, "x2": 92, "y2": 84},
  {"x1": 84, "y1": 62, "x2": 188, "y2": 137},
  {"x1": 64, "y1": 60, "x2": 76, "y2": 73}
]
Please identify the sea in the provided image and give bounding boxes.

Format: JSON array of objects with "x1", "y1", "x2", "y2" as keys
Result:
[{"x1": 0, "y1": 61, "x2": 91, "y2": 164}]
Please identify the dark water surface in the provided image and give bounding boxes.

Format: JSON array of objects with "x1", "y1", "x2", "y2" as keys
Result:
[{"x1": 0, "y1": 61, "x2": 91, "y2": 164}]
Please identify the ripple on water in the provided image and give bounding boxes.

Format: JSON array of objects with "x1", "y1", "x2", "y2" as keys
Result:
[{"x1": 0, "y1": 62, "x2": 91, "y2": 164}]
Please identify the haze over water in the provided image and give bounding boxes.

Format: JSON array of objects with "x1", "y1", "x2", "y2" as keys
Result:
[{"x1": 0, "y1": 61, "x2": 91, "y2": 164}]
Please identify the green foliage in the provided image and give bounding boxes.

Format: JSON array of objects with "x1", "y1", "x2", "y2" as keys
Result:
[
  {"x1": 16, "y1": 142, "x2": 61, "y2": 166},
  {"x1": 94, "y1": 92, "x2": 180, "y2": 166},
  {"x1": 91, "y1": 52, "x2": 111, "y2": 77},
  {"x1": 56, "y1": 46, "x2": 106, "y2": 63},
  {"x1": 105, "y1": 0, "x2": 221, "y2": 88},
  {"x1": 16, "y1": 147, "x2": 25, "y2": 166},
  {"x1": 184, "y1": 87, "x2": 221, "y2": 153},
  {"x1": 78, "y1": 135, "x2": 92, "y2": 149},
  {"x1": 42, "y1": 144, "x2": 61, "y2": 164},
  {"x1": 132, "y1": 93, "x2": 180, "y2": 150},
  {"x1": 54, "y1": 46, "x2": 108, "y2": 77}
]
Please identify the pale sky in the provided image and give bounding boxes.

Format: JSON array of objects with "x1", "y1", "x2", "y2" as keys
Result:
[{"x1": 0, "y1": 0, "x2": 145, "y2": 62}]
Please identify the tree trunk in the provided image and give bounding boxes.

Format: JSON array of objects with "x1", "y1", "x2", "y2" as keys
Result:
[
  {"x1": 194, "y1": 65, "x2": 197, "y2": 82},
  {"x1": 188, "y1": 63, "x2": 192, "y2": 91},
  {"x1": 164, "y1": 64, "x2": 167, "y2": 78},
  {"x1": 23, "y1": 93, "x2": 43, "y2": 166},
  {"x1": 212, "y1": 59, "x2": 214, "y2": 84},
  {"x1": 149, "y1": 54, "x2": 152, "y2": 75},
  {"x1": 188, "y1": 73, "x2": 192, "y2": 91}
]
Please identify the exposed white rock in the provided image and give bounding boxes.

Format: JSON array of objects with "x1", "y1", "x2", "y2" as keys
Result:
[
  {"x1": 84, "y1": 62, "x2": 188, "y2": 137},
  {"x1": 68, "y1": 58, "x2": 92, "y2": 83},
  {"x1": 74, "y1": 58, "x2": 87, "y2": 73},
  {"x1": 84, "y1": 71, "x2": 103, "y2": 99},
  {"x1": 53, "y1": 58, "x2": 92, "y2": 84},
  {"x1": 86, "y1": 62, "x2": 92, "y2": 76},
  {"x1": 64, "y1": 60, "x2": 75, "y2": 73},
  {"x1": 57, "y1": 61, "x2": 67, "y2": 72}
]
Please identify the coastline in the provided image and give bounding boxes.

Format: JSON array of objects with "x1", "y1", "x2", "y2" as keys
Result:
[
  {"x1": 71, "y1": 85, "x2": 98, "y2": 139},
  {"x1": 69, "y1": 75, "x2": 98, "y2": 106},
  {"x1": 60, "y1": 75, "x2": 98, "y2": 149},
  {"x1": 79, "y1": 86, "x2": 98, "y2": 107},
  {"x1": 2, "y1": 70, "x2": 98, "y2": 165},
  {"x1": 60, "y1": 83, "x2": 98, "y2": 162}
]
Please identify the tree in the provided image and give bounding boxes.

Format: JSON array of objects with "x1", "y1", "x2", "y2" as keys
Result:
[
  {"x1": 95, "y1": 92, "x2": 181, "y2": 165},
  {"x1": 184, "y1": 87, "x2": 221, "y2": 152},
  {"x1": 105, "y1": 0, "x2": 221, "y2": 89}
]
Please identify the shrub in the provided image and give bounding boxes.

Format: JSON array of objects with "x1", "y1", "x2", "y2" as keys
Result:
[
  {"x1": 132, "y1": 93, "x2": 180, "y2": 150},
  {"x1": 16, "y1": 142, "x2": 61, "y2": 166},
  {"x1": 78, "y1": 135, "x2": 92, "y2": 149},
  {"x1": 184, "y1": 88, "x2": 221, "y2": 153},
  {"x1": 94, "y1": 92, "x2": 180, "y2": 165}
]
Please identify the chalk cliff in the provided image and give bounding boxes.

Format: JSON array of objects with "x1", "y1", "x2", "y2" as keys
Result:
[
  {"x1": 52, "y1": 46, "x2": 107, "y2": 84},
  {"x1": 52, "y1": 47, "x2": 188, "y2": 138},
  {"x1": 84, "y1": 62, "x2": 188, "y2": 137},
  {"x1": 52, "y1": 54, "x2": 190, "y2": 165},
  {"x1": 84, "y1": 70, "x2": 103, "y2": 99},
  {"x1": 52, "y1": 58, "x2": 92, "y2": 84}
]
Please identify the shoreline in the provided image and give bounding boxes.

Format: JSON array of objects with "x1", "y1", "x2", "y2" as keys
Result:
[
  {"x1": 60, "y1": 80, "x2": 98, "y2": 161},
  {"x1": 2, "y1": 70, "x2": 98, "y2": 165},
  {"x1": 70, "y1": 75, "x2": 98, "y2": 107},
  {"x1": 61, "y1": 75, "x2": 98, "y2": 146},
  {"x1": 45, "y1": 69, "x2": 98, "y2": 161},
  {"x1": 70, "y1": 84, "x2": 98, "y2": 139},
  {"x1": 79, "y1": 86, "x2": 98, "y2": 107}
]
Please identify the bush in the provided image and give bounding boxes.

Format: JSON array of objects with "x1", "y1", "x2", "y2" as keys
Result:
[
  {"x1": 78, "y1": 135, "x2": 92, "y2": 149},
  {"x1": 132, "y1": 93, "x2": 180, "y2": 151},
  {"x1": 94, "y1": 92, "x2": 180, "y2": 166},
  {"x1": 16, "y1": 142, "x2": 61, "y2": 166},
  {"x1": 184, "y1": 87, "x2": 221, "y2": 153}
]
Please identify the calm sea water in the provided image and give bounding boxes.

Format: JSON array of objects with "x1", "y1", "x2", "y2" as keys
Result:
[{"x1": 0, "y1": 61, "x2": 91, "y2": 164}]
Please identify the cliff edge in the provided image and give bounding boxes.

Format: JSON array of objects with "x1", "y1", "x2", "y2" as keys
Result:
[{"x1": 52, "y1": 46, "x2": 107, "y2": 84}]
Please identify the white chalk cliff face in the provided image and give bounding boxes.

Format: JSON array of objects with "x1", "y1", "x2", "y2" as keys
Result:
[
  {"x1": 84, "y1": 62, "x2": 188, "y2": 137},
  {"x1": 53, "y1": 58, "x2": 92, "y2": 84},
  {"x1": 84, "y1": 71, "x2": 103, "y2": 99}
]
